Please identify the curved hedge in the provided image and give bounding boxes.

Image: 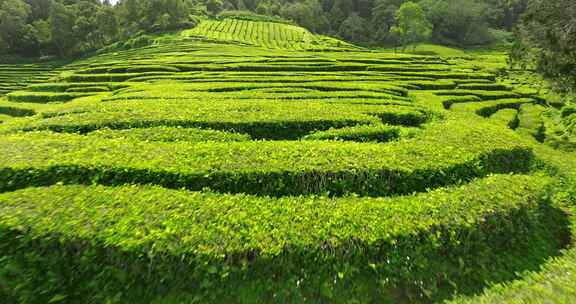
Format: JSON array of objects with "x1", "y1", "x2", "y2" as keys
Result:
[
  {"x1": 0, "y1": 117, "x2": 533, "y2": 196},
  {"x1": 0, "y1": 175, "x2": 569, "y2": 303},
  {"x1": 87, "y1": 127, "x2": 252, "y2": 142},
  {"x1": 9, "y1": 100, "x2": 427, "y2": 139}
]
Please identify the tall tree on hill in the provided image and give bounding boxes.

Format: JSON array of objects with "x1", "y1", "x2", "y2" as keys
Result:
[
  {"x1": 339, "y1": 13, "x2": 368, "y2": 42},
  {"x1": 95, "y1": 2, "x2": 118, "y2": 45},
  {"x1": 514, "y1": 0, "x2": 576, "y2": 94},
  {"x1": 0, "y1": 0, "x2": 31, "y2": 51},
  {"x1": 280, "y1": 0, "x2": 329, "y2": 33},
  {"x1": 49, "y1": 0, "x2": 77, "y2": 57},
  {"x1": 419, "y1": 0, "x2": 492, "y2": 46},
  {"x1": 390, "y1": 1, "x2": 432, "y2": 50},
  {"x1": 370, "y1": 0, "x2": 403, "y2": 43},
  {"x1": 206, "y1": 0, "x2": 223, "y2": 14}
]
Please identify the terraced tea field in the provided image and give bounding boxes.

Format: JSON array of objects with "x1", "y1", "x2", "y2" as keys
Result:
[
  {"x1": 0, "y1": 62, "x2": 59, "y2": 96},
  {"x1": 1, "y1": 18, "x2": 575, "y2": 303},
  {"x1": 183, "y1": 18, "x2": 358, "y2": 51}
]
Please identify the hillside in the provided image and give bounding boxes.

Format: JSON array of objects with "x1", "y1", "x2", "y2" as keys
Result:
[{"x1": 0, "y1": 18, "x2": 575, "y2": 303}]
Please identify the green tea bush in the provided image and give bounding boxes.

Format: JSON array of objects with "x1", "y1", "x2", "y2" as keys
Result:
[
  {"x1": 435, "y1": 89, "x2": 521, "y2": 100},
  {"x1": 517, "y1": 104, "x2": 546, "y2": 142},
  {"x1": 88, "y1": 127, "x2": 252, "y2": 142},
  {"x1": 0, "y1": 175, "x2": 569, "y2": 303},
  {"x1": 26, "y1": 83, "x2": 127, "y2": 92},
  {"x1": 13, "y1": 99, "x2": 426, "y2": 139},
  {"x1": 451, "y1": 98, "x2": 536, "y2": 117},
  {"x1": 0, "y1": 105, "x2": 35, "y2": 117},
  {"x1": 0, "y1": 19, "x2": 572, "y2": 303},
  {"x1": 489, "y1": 109, "x2": 519, "y2": 129},
  {"x1": 6, "y1": 92, "x2": 92, "y2": 103},
  {"x1": 0, "y1": 118, "x2": 533, "y2": 196},
  {"x1": 302, "y1": 124, "x2": 410, "y2": 142}
]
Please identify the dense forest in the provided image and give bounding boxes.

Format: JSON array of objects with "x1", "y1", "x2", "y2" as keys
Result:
[
  {"x1": 0, "y1": 0, "x2": 528, "y2": 56},
  {"x1": 0, "y1": 0, "x2": 574, "y2": 91}
]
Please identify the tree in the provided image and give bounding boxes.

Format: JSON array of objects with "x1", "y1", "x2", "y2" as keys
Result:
[
  {"x1": 339, "y1": 13, "x2": 368, "y2": 42},
  {"x1": 419, "y1": 0, "x2": 492, "y2": 46},
  {"x1": 513, "y1": 0, "x2": 576, "y2": 94},
  {"x1": 95, "y1": 4, "x2": 119, "y2": 45},
  {"x1": 206, "y1": 0, "x2": 223, "y2": 15},
  {"x1": 370, "y1": 0, "x2": 402, "y2": 43},
  {"x1": 49, "y1": 0, "x2": 77, "y2": 57},
  {"x1": 0, "y1": 0, "x2": 30, "y2": 52},
  {"x1": 280, "y1": 0, "x2": 329, "y2": 33},
  {"x1": 390, "y1": 1, "x2": 432, "y2": 50}
]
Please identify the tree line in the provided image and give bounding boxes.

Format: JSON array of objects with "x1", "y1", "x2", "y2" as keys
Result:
[
  {"x1": 0, "y1": 0, "x2": 529, "y2": 58},
  {"x1": 240, "y1": 0, "x2": 528, "y2": 47},
  {"x1": 512, "y1": 0, "x2": 575, "y2": 94},
  {"x1": 0, "y1": 0, "x2": 197, "y2": 58}
]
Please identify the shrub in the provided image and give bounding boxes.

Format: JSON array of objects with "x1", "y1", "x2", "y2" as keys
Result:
[
  {"x1": 0, "y1": 117, "x2": 533, "y2": 196},
  {"x1": 302, "y1": 124, "x2": 407, "y2": 143},
  {"x1": 88, "y1": 127, "x2": 251, "y2": 142},
  {"x1": 0, "y1": 175, "x2": 569, "y2": 303}
]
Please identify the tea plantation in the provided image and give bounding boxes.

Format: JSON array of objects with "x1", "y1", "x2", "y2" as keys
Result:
[{"x1": 0, "y1": 18, "x2": 575, "y2": 304}]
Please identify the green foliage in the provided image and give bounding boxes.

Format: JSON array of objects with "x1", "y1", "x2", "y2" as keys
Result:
[
  {"x1": 513, "y1": 0, "x2": 576, "y2": 94},
  {"x1": 88, "y1": 126, "x2": 252, "y2": 142},
  {"x1": 516, "y1": 104, "x2": 546, "y2": 142},
  {"x1": 1, "y1": 17, "x2": 576, "y2": 303},
  {"x1": 489, "y1": 108, "x2": 519, "y2": 129},
  {"x1": 218, "y1": 10, "x2": 293, "y2": 24},
  {"x1": 302, "y1": 124, "x2": 415, "y2": 143},
  {"x1": 390, "y1": 2, "x2": 432, "y2": 49},
  {"x1": 0, "y1": 62, "x2": 59, "y2": 96},
  {"x1": 6, "y1": 92, "x2": 92, "y2": 103},
  {"x1": 419, "y1": 0, "x2": 495, "y2": 46},
  {"x1": 0, "y1": 115, "x2": 532, "y2": 196},
  {"x1": 0, "y1": 175, "x2": 569, "y2": 303},
  {"x1": 450, "y1": 247, "x2": 576, "y2": 303},
  {"x1": 183, "y1": 18, "x2": 352, "y2": 51}
]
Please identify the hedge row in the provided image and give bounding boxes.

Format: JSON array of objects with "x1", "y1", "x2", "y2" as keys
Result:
[
  {"x1": 451, "y1": 98, "x2": 536, "y2": 117},
  {"x1": 401, "y1": 79, "x2": 457, "y2": 90},
  {"x1": 516, "y1": 104, "x2": 546, "y2": 142},
  {"x1": 302, "y1": 124, "x2": 414, "y2": 143},
  {"x1": 442, "y1": 95, "x2": 483, "y2": 109},
  {"x1": 14, "y1": 100, "x2": 426, "y2": 139},
  {"x1": 66, "y1": 86, "x2": 110, "y2": 93},
  {"x1": 0, "y1": 105, "x2": 35, "y2": 117},
  {"x1": 389, "y1": 71, "x2": 496, "y2": 81},
  {"x1": 453, "y1": 249, "x2": 576, "y2": 304},
  {"x1": 0, "y1": 118, "x2": 533, "y2": 196},
  {"x1": 88, "y1": 127, "x2": 252, "y2": 142},
  {"x1": 79, "y1": 65, "x2": 181, "y2": 74},
  {"x1": 72, "y1": 61, "x2": 453, "y2": 75},
  {"x1": 25, "y1": 82, "x2": 129, "y2": 93},
  {"x1": 199, "y1": 81, "x2": 408, "y2": 97},
  {"x1": 62, "y1": 72, "x2": 174, "y2": 83},
  {"x1": 104, "y1": 88, "x2": 411, "y2": 103},
  {"x1": 489, "y1": 109, "x2": 519, "y2": 129},
  {"x1": 125, "y1": 72, "x2": 435, "y2": 84},
  {"x1": 435, "y1": 89, "x2": 521, "y2": 101},
  {"x1": 457, "y1": 83, "x2": 511, "y2": 91},
  {"x1": 6, "y1": 91, "x2": 92, "y2": 103},
  {"x1": 0, "y1": 114, "x2": 12, "y2": 122},
  {"x1": 0, "y1": 175, "x2": 569, "y2": 303}
]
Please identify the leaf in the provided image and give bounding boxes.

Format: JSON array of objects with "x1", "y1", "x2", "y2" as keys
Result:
[{"x1": 48, "y1": 294, "x2": 68, "y2": 303}]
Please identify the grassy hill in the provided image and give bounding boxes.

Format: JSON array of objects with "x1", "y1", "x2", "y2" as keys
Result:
[{"x1": 0, "y1": 18, "x2": 575, "y2": 303}]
